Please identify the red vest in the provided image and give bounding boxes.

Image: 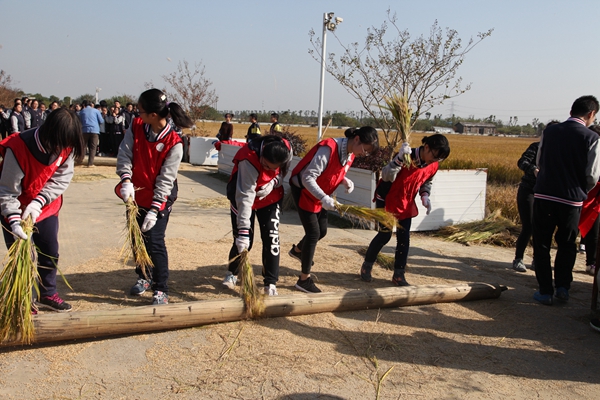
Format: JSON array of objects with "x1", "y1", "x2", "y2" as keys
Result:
[
  {"x1": 0, "y1": 132, "x2": 71, "y2": 222},
  {"x1": 115, "y1": 118, "x2": 182, "y2": 210},
  {"x1": 291, "y1": 138, "x2": 354, "y2": 213},
  {"x1": 579, "y1": 183, "x2": 600, "y2": 237},
  {"x1": 384, "y1": 162, "x2": 439, "y2": 219},
  {"x1": 228, "y1": 139, "x2": 290, "y2": 210}
]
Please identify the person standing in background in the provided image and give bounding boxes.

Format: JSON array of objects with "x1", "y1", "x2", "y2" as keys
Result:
[
  {"x1": 246, "y1": 113, "x2": 261, "y2": 142},
  {"x1": 78, "y1": 100, "x2": 104, "y2": 167},
  {"x1": 533, "y1": 96, "x2": 600, "y2": 305}
]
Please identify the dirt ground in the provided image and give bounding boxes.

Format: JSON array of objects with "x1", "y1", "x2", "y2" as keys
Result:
[{"x1": 0, "y1": 164, "x2": 599, "y2": 399}]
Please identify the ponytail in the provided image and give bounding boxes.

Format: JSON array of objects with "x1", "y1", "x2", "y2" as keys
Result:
[{"x1": 138, "y1": 88, "x2": 194, "y2": 129}]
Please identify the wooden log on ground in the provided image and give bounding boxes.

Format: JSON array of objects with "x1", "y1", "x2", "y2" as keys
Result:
[{"x1": 1, "y1": 282, "x2": 505, "y2": 347}]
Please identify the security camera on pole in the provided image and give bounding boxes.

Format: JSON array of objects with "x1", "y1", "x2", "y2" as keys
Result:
[{"x1": 317, "y1": 12, "x2": 342, "y2": 142}]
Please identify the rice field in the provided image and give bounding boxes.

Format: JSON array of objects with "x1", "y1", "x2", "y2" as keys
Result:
[{"x1": 193, "y1": 120, "x2": 535, "y2": 222}]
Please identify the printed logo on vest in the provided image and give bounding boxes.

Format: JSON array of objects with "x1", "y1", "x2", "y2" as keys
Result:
[{"x1": 156, "y1": 143, "x2": 165, "y2": 152}]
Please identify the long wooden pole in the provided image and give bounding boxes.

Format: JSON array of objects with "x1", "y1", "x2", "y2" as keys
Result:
[{"x1": 2, "y1": 283, "x2": 505, "y2": 347}]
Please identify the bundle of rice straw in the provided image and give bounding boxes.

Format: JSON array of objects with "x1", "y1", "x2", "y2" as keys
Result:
[
  {"x1": 120, "y1": 198, "x2": 153, "y2": 279},
  {"x1": 335, "y1": 202, "x2": 397, "y2": 231},
  {"x1": 358, "y1": 247, "x2": 395, "y2": 270},
  {"x1": 433, "y1": 209, "x2": 520, "y2": 247},
  {"x1": 236, "y1": 250, "x2": 264, "y2": 318},
  {"x1": 0, "y1": 217, "x2": 39, "y2": 344},
  {"x1": 380, "y1": 89, "x2": 413, "y2": 168}
]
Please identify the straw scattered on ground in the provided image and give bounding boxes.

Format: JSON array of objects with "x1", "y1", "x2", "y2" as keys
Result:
[
  {"x1": 190, "y1": 197, "x2": 230, "y2": 209},
  {"x1": 432, "y1": 209, "x2": 520, "y2": 247}
]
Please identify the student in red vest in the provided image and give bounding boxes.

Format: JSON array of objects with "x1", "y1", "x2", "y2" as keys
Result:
[
  {"x1": 115, "y1": 89, "x2": 193, "y2": 305},
  {"x1": 289, "y1": 127, "x2": 379, "y2": 293},
  {"x1": 223, "y1": 135, "x2": 293, "y2": 296},
  {"x1": 0, "y1": 108, "x2": 85, "y2": 312},
  {"x1": 361, "y1": 134, "x2": 450, "y2": 286}
]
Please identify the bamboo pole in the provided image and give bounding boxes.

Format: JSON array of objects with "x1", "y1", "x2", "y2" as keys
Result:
[{"x1": 1, "y1": 283, "x2": 505, "y2": 347}]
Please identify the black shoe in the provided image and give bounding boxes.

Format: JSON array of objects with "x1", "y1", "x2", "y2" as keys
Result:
[
  {"x1": 130, "y1": 278, "x2": 151, "y2": 295},
  {"x1": 288, "y1": 245, "x2": 314, "y2": 266},
  {"x1": 591, "y1": 318, "x2": 600, "y2": 333},
  {"x1": 295, "y1": 276, "x2": 322, "y2": 293},
  {"x1": 36, "y1": 293, "x2": 72, "y2": 312},
  {"x1": 360, "y1": 261, "x2": 373, "y2": 282},
  {"x1": 391, "y1": 270, "x2": 410, "y2": 286},
  {"x1": 555, "y1": 287, "x2": 569, "y2": 303}
]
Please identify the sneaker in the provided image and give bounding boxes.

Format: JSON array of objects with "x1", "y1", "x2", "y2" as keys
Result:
[
  {"x1": 288, "y1": 245, "x2": 302, "y2": 262},
  {"x1": 392, "y1": 270, "x2": 410, "y2": 286},
  {"x1": 288, "y1": 245, "x2": 314, "y2": 266},
  {"x1": 295, "y1": 276, "x2": 322, "y2": 293},
  {"x1": 586, "y1": 264, "x2": 596, "y2": 276},
  {"x1": 591, "y1": 318, "x2": 600, "y2": 333},
  {"x1": 579, "y1": 243, "x2": 586, "y2": 253},
  {"x1": 512, "y1": 258, "x2": 527, "y2": 272},
  {"x1": 36, "y1": 293, "x2": 72, "y2": 312},
  {"x1": 222, "y1": 271, "x2": 238, "y2": 289},
  {"x1": 360, "y1": 261, "x2": 373, "y2": 282},
  {"x1": 264, "y1": 284, "x2": 278, "y2": 296},
  {"x1": 152, "y1": 291, "x2": 168, "y2": 305},
  {"x1": 533, "y1": 291, "x2": 553, "y2": 306},
  {"x1": 130, "y1": 278, "x2": 151, "y2": 295},
  {"x1": 555, "y1": 287, "x2": 569, "y2": 303}
]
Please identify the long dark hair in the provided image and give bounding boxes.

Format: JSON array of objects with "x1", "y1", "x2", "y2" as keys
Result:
[
  {"x1": 138, "y1": 89, "x2": 194, "y2": 128},
  {"x1": 38, "y1": 108, "x2": 85, "y2": 162},
  {"x1": 421, "y1": 134, "x2": 450, "y2": 160},
  {"x1": 251, "y1": 135, "x2": 291, "y2": 177},
  {"x1": 344, "y1": 126, "x2": 380, "y2": 153}
]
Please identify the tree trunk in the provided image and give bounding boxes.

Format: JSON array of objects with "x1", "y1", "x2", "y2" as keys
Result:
[{"x1": 2, "y1": 283, "x2": 505, "y2": 347}]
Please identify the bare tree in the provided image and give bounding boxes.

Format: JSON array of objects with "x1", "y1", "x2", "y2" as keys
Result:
[
  {"x1": 0, "y1": 70, "x2": 21, "y2": 106},
  {"x1": 161, "y1": 60, "x2": 218, "y2": 122},
  {"x1": 309, "y1": 9, "x2": 493, "y2": 150}
]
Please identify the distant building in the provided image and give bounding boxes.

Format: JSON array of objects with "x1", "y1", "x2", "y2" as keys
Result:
[
  {"x1": 453, "y1": 122, "x2": 496, "y2": 135},
  {"x1": 433, "y1": 126, "x2": 455, "y2": 134}
]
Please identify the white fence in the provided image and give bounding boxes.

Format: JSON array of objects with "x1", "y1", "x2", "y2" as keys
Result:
[{"x1": 217, "y1": 144, "x2": 487, "y2": 231}]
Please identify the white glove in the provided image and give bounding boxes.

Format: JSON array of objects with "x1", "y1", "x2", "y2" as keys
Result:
[
  {"x1": 120, "y1": 182, "x2": 135, "y2": 202},
  {"x1": 421, "y1": 194, "x2": 432, "y2": 215},
  {"x1": 235, "y1": 236, "x2": 250, "y2": 253},
  {"x1": 256, "y1": 177, "x2": 278, "y2": 201},
  {"x1": 321, "y1": 195, "x2": 337, "y2": 211},
  {"x1": 342, "y1": 177, "x2": 354, "y2": 194},
  {"x1": 22, "y1": 200, "x2": 43, "y2": 223},
  {"x1": 401, "y1": 142, "x2": 411, "y2": 155},
  {"x1": 141, "y1": 210, "x2": 158, "y2": 232},
  {"x1": 10, "y1": 221, "x2": 27, "y2": 240}
]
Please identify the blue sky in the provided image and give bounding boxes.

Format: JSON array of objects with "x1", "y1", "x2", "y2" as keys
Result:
[{"x1": 0, "y1": 0, "x2": 597, "y2": 124}]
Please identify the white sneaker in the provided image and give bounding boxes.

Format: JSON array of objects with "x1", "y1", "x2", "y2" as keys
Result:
[
  {"x1": 265, "y1": 284, "x2": 278, "y2": 296},
  {"x1": 222, "y1": 272, "x2": 237, "y2": 289}
]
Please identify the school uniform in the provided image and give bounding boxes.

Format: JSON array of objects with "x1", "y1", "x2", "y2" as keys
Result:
[
  {"x1": 116, "y1": 117, "x2": 183, "y2": 294},
  {"x1": 226, "y1": 138, "x2": 292, "y2": 286},
  {"x1": 364, "y1": 147, "x2": 438, "y2": 274},
  {"x1": 246, "y1": 122, "x2": 261, "y2": 142},
  {"x1": 0, "y1": 128, "x2": 74, "y2": 298},
  {"x1": 290, "y1": 137, "x2": 354, "y2": 274}
]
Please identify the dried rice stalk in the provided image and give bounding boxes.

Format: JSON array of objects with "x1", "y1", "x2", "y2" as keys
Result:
[
  {"x1": 0, "y1": 217, "x2": 39, "y2": 344},
  {"x1": 335, "y1": 202, "x2": 397, "y2": 231},
  {"x1": 120, "y1": 198, "x2": 153, "y2": 279},
  {"x1": 380, "y1": 90, "x2": 413, "y2": 167},
  {"x1": 357, "y1": 247, "x2": 395, "y2": 270},
  {"x1": 235, "y1": 250, "x2": 264, "y2": 318},
  {"x1": 433, "y1": 210, "x2": 520, "y2": 247}
]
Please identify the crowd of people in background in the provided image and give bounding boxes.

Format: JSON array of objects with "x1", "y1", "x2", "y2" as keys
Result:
[{"x1": 0, "y1": 96, "x2": 140, "y2": 166}]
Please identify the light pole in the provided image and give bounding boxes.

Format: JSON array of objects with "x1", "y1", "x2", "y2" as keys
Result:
[
  {"x1": 317, "y1": 12, "x2": 342, "y2": 142},
  {"x1": 95, "y1": 87, "x2": 102, "y2": 104}
]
